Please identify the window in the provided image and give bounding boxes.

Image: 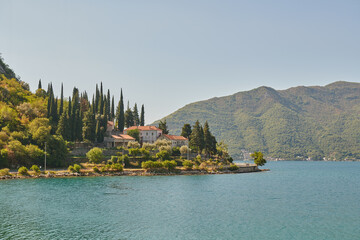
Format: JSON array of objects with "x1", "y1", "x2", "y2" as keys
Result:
[{"x1": 146, "y1": 132, "x2": 148, "y2": 136}]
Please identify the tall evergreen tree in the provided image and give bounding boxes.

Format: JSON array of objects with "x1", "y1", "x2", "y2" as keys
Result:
[
  {"x1": 82, "y1": 109, "x2": 96, "y2": 142},
  {"x1": 111, "y1": 96, "x2": 115, "y2": 121},
  {"x1": 140, "y1": 104, "x2": 145, "y2": 126},
  {"x1": 68, "y1": 96, "x2": 72, "y2": 117},
  {"x1": 56, "y1": 110, "x2": 69, "y2": 139},
  {"x1": 95, "y1": 84, "x2": 99, "y2": 113},
  {"x1": 190, "y1": 120, "x2": 205, "y2": 154},
  {"x1": 181, "y1": 124, "x2": 192, "y2": 140},
  {"x1": 99, "y1": 82, "x2": 104, "y2": 114},
  {"x1": 158, "y1": 119, "x2": 169, "y2": 134},
  {"x1": 38, "y1": 79, "x2": 42, "y2": 89},
  {"x1": 59, "y1": 83, "x2": 64, "y2": 116},
  {"x1": 106, "y1": 89, "x2": 111, "y2": 119},
  {"x1": 133, "y1": 103, "x2": 139, "y2": 126},
  {"x1": 203, "y1": 121, "x2": 214, "y2": 157},
  {"x1": 116, "y1": 89, "x2": 125, "y2": 132},
  {"x1": 70, "y1": 88, "x2": 81, "y2": 141},
  {"x1": 124, "y1": 101, "x2": 134, "y2": 128}
]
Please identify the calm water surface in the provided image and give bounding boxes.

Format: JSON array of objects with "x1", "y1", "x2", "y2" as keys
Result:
[{"x1": 1, "y1": 161, "x2": 359, "y2": 239}]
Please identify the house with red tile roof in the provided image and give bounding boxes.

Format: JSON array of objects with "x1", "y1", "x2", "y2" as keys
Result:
[
  {"x1": 104, "y1": 134, "x2": 135, "y2": 148},
  {"x1": 157, "y1": 134, "x2": 189, "y2": 148},
  {"x1": 124, "y1": 126, "x2": 162, "y2": 144}
]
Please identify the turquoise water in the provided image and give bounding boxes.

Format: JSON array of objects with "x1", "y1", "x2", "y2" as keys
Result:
[{"x1": 1, "y1": 161, "x2": 359, "y2": 239}]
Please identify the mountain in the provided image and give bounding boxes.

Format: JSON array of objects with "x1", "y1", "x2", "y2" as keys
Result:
[{"x1": 153, "y1": 81, "x2": 360, "y2": 160}]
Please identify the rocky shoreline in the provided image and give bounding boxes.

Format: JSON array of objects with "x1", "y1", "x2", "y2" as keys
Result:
[{"x1": 0, "y1": 165, "x2": 268, "y2": 180}]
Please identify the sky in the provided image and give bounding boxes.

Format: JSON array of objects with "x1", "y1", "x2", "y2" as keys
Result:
[{"x1": 1, "y1": 0, "x2": 359, "y2": 124}]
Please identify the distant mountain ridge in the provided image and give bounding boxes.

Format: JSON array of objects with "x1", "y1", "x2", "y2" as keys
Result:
[{"x1": 153, "y1": 81, "x2": 360, "y2": 160}]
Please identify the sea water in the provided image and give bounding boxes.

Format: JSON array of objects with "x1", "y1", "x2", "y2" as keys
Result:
[{"x1": 0, "y1": 161, "x2": 359, "y2": 239}]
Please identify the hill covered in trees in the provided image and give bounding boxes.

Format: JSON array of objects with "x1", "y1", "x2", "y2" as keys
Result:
[
  {"x1": 0, "y1": 56, "x2": 145, "y2": 168},
  {"x1": 154, "y1": 82, "x2": 360, "y2": 161}
]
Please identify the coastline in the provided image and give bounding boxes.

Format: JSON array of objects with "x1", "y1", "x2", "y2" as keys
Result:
[{"x1": 0, "y1": 165, "x2": 268, "y2": 180}]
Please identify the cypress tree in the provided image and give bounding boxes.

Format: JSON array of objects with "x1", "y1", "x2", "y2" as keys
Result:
[
  {"x1": 82, "y1": 109, "x2": 96, "y2": 141},
  {"x1": 116, "y1": 89, "x2": 125, "y2": 132},
  {"x1": 68, "y1": 96, "x2": 72, "y2": 118},
  {"x1": 99, "y1": 82, "x2": 104, "y2": 114},
  {"x1": 203, "y1": 121, "x2": 213, "y2": 157},
  {"x1": 140, "y1": 104, "x2": 145, "y2": 126},
  {"x1": 92, "y1": 95, "x2": 96, "y2": 114},
  {"x1": 181, "y1": 124, "x2": 192, "y2": 140},
  {"x1": 56, "y1": 111, "x2": 68, "y2": 139},
  {"x1": 124, "y1": 101, "x2": 134, "y2": 128},
  {"x1": 59, "y1": 83, "x2": 64, "y2": 116},
  {"x1": 190, "y1": 120, "x2": 205, "y2": 154},
  {"x1": 106, "y1": 89, "x2": 111, "y2": 119},
  {"x1": 70, "y1": 88, "x2": 81, "y2": 141},
  {"x1": 111, "y1": 96, "x2": 115, "y2": 121},
  {"x1": 133, "y1": 103, "x2": 139, "y2": 126},
  {"x1": 95, "y1": 84, "x2": 99, "y2": 113},
  {"x1": 38, "y1": 79, "x2": 42, "y2": 89},
  {"x1": 158, "y1": 119, "x2": 169, "y2": 134}
]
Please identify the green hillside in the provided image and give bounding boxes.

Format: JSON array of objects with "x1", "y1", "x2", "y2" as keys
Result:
[{"x1": 154, "y1": 82, "x2": 360, "y2": 160}]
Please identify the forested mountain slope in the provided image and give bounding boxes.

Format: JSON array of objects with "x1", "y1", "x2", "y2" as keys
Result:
[{"x1": 154, "y1": 82, "x2": 360, "y2": 160}]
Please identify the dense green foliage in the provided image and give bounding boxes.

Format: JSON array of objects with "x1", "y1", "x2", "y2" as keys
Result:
[
  {"x1": 0, "y1": 56, "x2": 146, "y2": 168},
  {"x1": 86, "y1": 147, "x2": 103, "y2": 164},
  {"x1": 154, "y1": 82, "x2": 360, "y2": 160},
  {"x1": 251, "y1": 151, "x2": 266, "y2": 166}
]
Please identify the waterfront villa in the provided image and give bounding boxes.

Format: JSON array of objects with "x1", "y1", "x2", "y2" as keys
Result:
[
  {"x1": 124, "y1": 126, "x2": 162, "y2": 144},
  {"x1": 157, "y1": 134, "x2": 189, "y2": 148},
  {"x1": 104, "y1": 134, "x2": 135, "y2": 148},
  {"x1": 104, "y1": 121, "x2": 136, "y2": 147}
]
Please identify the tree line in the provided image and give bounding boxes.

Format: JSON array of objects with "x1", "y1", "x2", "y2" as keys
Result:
[{"x1": 38, "y1": 80, "x2": 145, "y2": 143}]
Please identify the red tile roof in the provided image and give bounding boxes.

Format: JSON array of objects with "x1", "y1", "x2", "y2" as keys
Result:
[
  {"x1": 125, "y1": 126, "x2": 162, "y2": 131},
  {"x1": 111, "y1": 134, "x2": 135, "y2": 140},
  {"x1": 163, "y1": 134, "x2": 188, "y2": 141}
]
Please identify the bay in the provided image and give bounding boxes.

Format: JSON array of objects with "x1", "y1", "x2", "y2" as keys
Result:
[{"x1": 0, "y1": 161, "x2": 359, "y2": 239}]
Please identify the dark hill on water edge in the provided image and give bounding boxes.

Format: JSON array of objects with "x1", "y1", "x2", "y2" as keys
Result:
[{"x1": 153, "y1": 81, "x2": 360, "y2": 160}]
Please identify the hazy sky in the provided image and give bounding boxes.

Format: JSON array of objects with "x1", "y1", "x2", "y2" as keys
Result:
[{"x1": 1, "y1": 0, "x2": 359, "y2": 124}]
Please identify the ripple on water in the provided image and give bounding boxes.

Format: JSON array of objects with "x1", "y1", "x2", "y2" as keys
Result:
[{"x1": 1, "y1": 162, "x2": 360, "y2": 239}]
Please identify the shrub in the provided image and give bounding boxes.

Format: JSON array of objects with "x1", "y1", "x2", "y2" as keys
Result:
[
  {"x1": 228, "y1": 164, "x2": 239, "y2": 171},
  {"x1": 86, "y1": 147, "x2": 104, "y2": 164},
  {"x1": 93, "y1": 166, "x2": 100, "y2": 173},
  {"x1": 141, "y1": 160, "x2": 164, "y2": 170},
  {"x1": 0, "y1": 168, "x2": 11, "y2": 176},
  {"x1": 111, "y1": 163, "x2": 123, "y2": 172},
  {"x1": 172, "y1": 147, "x2": 180, "y2": 156},
  {"x1": 18, "y1": 166, "x2": 29, "y2": 176},
  {"x1": 73, "y1": 164, "x2": 81, "y2": 173},
  {"x1": 120, "y1": 154, "x2": 130, "y2": 167},
  {"x1": 110, "y1": 156, "x2": 117, "y2": 163},
  {"x1": 141, "y1": 160, "x2": 153, "y2": 169},
  {"x1": 116, "y1": 146, "x2": 124, "y2": 151},
  {"x1": 140, "y1": 148, "x2": 150, "y2": 159},
  {"x1": 30, "y1": 165, "x2": 41, "y2": 174},
  {"x1": 163, "y1": 160, "x2": 177, "y2": 171},
  {"x1": 156, "y1": 150, "x2": 171, "y2": 161},
  {"x1": 182, "y1": 160, "x2": 194, "y2": 170},
  {"x1": 68, "y1": 166, "x2": 75, "y2": 173},
  {"x1": 154, "y1": 139, "x2": 171, "y2": 148},
  {"x1": 180, "y1": 145, "x2": 189, "y2": 155},
  {"x1": 127, "y1": 141, "x2": 140, "y2": 149},
  {"x1": 105, "y1": 164, "x2": 111, "y2": 170},
  {"x1": 142, "y1": 143, "x2": 156, "y2": 151},
  {"x1": 195, "y1": 154, "x2": 202, "y2": 162},
  {"x1": 128, "y1": 148, "x2": 141, "y2": 156},
  {"x1": 100, "y1": 166, "x2": 106, "y2": 172},
  {"x1": 199, "y1": 162, "x2": 208, "y2": 170},
  {"x1": 159, "y1": 145, "x2": 172, "y2": 153}
]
